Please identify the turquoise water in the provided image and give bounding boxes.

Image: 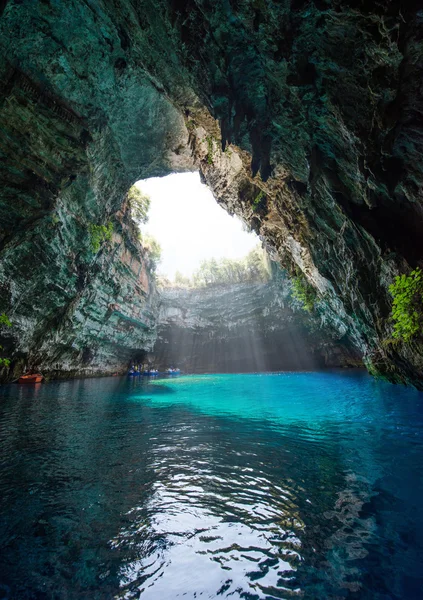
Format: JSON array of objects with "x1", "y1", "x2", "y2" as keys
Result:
[{"x1": 0, "y1": 371, "x2": 423, "y2": 599}]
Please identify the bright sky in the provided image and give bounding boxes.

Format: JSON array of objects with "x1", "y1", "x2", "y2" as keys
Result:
[{"x1": 136, "y1": 172, "x2": 259, "y2": 280}]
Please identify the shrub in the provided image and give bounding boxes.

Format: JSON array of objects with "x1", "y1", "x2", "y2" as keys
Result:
[
  {"x1": 0, "y1": 354, "x2": 10, "y2": 369},
  {"x1": 174, "y1": 271, "x2": 191, "y2": 286},
  {"x1": 291, "y1": 275, "x2": 317, "y2": 312},
  {"x1": 88, "y1": 222, "x2": 113, "y2": 253},
  {"x1": 252, "y1": 190, "x2": 265, "y2": 212},
  {"x1": 389, "y1": 268, "x2": 423, "y2": 342},
  {"x1": 0, "y1": 313, "x2": 12, "y2": 327},
  {"x1": 205, "y1": 136, "x2": 215, "y2": 165},
  {"x1": 127, "y1": 186, "x2": 151, "y2": 224},
  {"x1": 140, "y1": 233, "x2": 162, "y2": 270},
  {"x1": 0, "y1": 314, "x2": 12, "y2": 369}
]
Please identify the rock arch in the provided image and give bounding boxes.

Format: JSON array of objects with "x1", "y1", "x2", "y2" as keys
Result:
[{"x1": 0, "y1": 1, "x2": 422, "y2": 385}]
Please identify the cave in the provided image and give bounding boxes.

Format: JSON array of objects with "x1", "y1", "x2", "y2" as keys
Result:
[
  {"x1": 0, "y1": 1, "x2": 422, "y2": 385},
  {"x1": 1, "y1": 2, "x2": 423, "y2": 598}
]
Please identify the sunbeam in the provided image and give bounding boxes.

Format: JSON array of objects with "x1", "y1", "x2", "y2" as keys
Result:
[{"x1": 129, "y1": 172, "x2": 323, "y2": 375}]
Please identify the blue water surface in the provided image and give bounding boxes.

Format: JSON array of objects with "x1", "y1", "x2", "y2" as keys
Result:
[{"x1": 0, "y1": 371, "x2": 422, "y2": 599}]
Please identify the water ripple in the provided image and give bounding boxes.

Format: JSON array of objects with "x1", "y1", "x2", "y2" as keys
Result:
[{"x1": 0, "y1": 373, "x2": 422, "y2": 599}]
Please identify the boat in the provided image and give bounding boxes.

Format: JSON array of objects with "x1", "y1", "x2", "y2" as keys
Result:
[{"x1": 18, "y1": 374, "x2": 43, "y2": 384}]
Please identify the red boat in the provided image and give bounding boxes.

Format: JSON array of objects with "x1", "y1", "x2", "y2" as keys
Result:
[{"x1": 18, "y1": 374, "x2": 43, "y2": 384}]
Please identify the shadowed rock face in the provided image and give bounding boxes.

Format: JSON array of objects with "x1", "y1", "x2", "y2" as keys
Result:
[
  {"x1": 0, "y1": 1, "x2": 422, "y2": 384},
  {"x1": 155, "y1": 280, "x2": 362, "y2": 373}
]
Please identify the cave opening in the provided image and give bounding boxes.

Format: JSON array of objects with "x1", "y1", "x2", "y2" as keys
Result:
[
  {"x1": 128, "y1": 171, "x2": 322, "y2": 374},
  {"x1": 135, "y1": 172, "x2": 259, "y2": 284}
]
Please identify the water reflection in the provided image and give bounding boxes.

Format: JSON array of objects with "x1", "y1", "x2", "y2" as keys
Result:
[
  {"x1": 111, "y1": 436, "x2": 306, "y2": 599},
  {"x1": 0, "y1": 373, "x2": 422, "y2": 599}
]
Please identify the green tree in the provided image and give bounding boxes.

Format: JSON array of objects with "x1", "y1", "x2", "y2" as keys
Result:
[
  {"x1": 187, "y1": 245, "x2": 270, "y2": 287},
  {"x1": 252, "y1": 189, "x2": 265, "y2": 212},
  {"x1": 88, "y1": 222, "x2": 113, "y2": 253},
  {"x1": 291, "y1": 275, "x2": 317, "y2": 312},
  {"x1": 208, "y1": 258, "x2": 220, "y2": 285},
  {"x1": 389, "y1": 268, "x2": 423, "y2": 342},
  {"x1": 141, "y1": 234, "x2": 161, "y2": 271},
  {"x1": 127, "y1": 186, "x2": 151, "y2": 224},
  {"x1": 245, "y1": 246, "x2": 269, "y2": 281},
  {"x1": 174, "y1": 271, "x2": 191, "y2": 286}
]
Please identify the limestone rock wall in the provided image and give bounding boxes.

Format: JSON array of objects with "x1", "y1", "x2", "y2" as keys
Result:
[
  {"x1": 0, "y1": 2, "x2": 192, "y2": 378},
  {"x1": 155, "y1": 278, "x2": 361, "y2": 373},
  {"x1": 0, "y1": 199, "x2": 159, "y2": 378}
]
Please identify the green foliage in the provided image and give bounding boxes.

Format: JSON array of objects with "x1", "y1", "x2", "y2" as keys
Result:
[
  {"x1": 0, "y1": 355, "x2": 10, "y2": 369},
  {"x1": 175, "y1": 246, "x2": 270, "y2": 288},
  {"x1": 206, "y1": 136, "x2": 215, "y2": 165},
  {"x1": 381, "y1": 336, "x2": 402, "y2": 349},
  {"x1": 291, "y1": 275, "x2": 317, "y2": 312},
  {"x1": 0, "y1": 315, "x2": 12, "y2": 369},
  {"x1": 186, "y1": 119, "x2": 196, "y2": 132},
  {"x1": 88, "y1": 222, "x2": 113, "y2": 253},
  {"x1": 389, "y1": 268, "x2": 423, "y2": 342},
  {"x1": 0, "y1": 313, "x2": 12, "y2": 328},
  {"x1": 140, "y1": 233, "x2": 162, "y2": 271},
  {"x1": 252, "y1": 0, "x2": 266, "y2": 10},
  {"x1": 174, "y1": 271, "x2": 192, "y2": 286},
  {"x1": 127, "y1": 186, "x2": 151, "y2": 224},
  {"x1": 252, "y1": 189, "x2": 265, "y2": 212}
]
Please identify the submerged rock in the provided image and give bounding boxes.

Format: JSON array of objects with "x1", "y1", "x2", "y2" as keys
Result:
[{"x1": 0, "y1": 1, "x2": 422, "y2": 384}]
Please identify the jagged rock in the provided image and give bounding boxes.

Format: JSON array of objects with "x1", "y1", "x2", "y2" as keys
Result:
[{"x1": 0, "y1": 1, "x2": 422, "y2": 384}]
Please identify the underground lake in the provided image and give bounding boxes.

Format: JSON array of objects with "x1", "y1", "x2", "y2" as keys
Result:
[{"x1": 0, "y1": 372, "x2": 422, "y2": 599}]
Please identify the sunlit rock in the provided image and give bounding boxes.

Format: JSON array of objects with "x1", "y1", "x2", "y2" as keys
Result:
[{"x1": 155, "y1": 276, "x2": 361, "y2": 373}]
